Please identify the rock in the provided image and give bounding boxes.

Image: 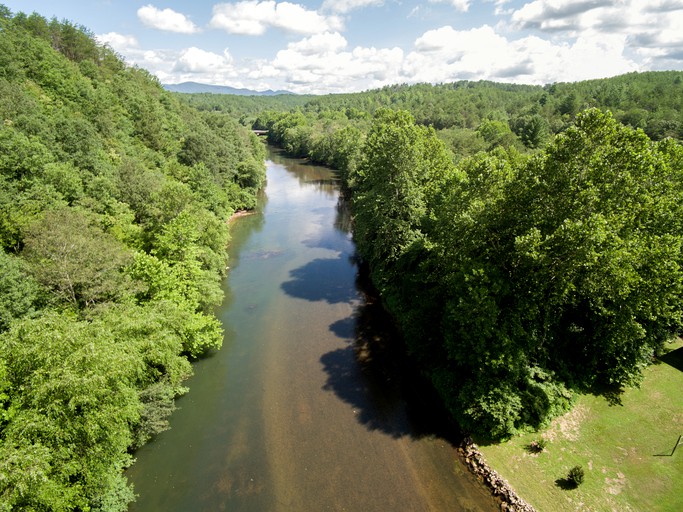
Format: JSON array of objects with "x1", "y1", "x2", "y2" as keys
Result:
[{"x1": 459, "y1": 438, "x2": 536, "y2": 512}]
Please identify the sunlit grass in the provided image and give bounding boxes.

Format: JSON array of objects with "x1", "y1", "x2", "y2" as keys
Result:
[{"x1": 478, "y1": 338, "x2": 683, "y2": 512}]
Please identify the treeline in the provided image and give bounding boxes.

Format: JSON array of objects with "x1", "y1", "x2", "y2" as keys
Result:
[
  {"x1": 0, "y1": 6, "x2": 264, "y2": 511},
  {"x1": 214, "y1": 78, "x2": 683, "y2": 440},
  {"x1": 182, "y1": 71, "x2": 683, "y2": 157}
]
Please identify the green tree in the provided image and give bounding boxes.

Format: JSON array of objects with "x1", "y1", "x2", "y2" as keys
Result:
[
  {"x1": 352, "y1": 109, "x2": 453, "y2": 287},
  {"x1": 435, "y1": 110, "x2": 683, "y2": 437},
  {"x1": 0, "y1": 312, "x2": 141, "y2": 511},
  {"x1": 23, "y1": 208, "x2": 137, "y2": 308},
  {"x1": 0, "y1": 249, "x2": 43, "y2": 331}
]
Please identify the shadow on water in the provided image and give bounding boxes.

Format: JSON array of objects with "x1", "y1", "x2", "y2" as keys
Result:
[
  {"x1": 281, "y1": 255, "x2": 358, "y2": 304},
  {"x1": 321, "y1": 275, "x2": 464, "y2": 446},
  {"x1": 329, "y1": 316, "x2": 355, "y2": 339}
]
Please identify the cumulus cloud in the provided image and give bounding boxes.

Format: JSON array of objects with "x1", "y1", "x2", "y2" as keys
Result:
[
  {"x1": 509, "y1": 0, "x2": 683, "y2": 66},
  {"x1": 270, "y1": 32, "x2": 403, "y2": 92},
  {"x1": 322, "y1": 0, "x2": 383, "y2": 14},
  {"x1": 137, "y1": 5, "x2": 200, "y2": 34},
  {"x1": 96, "y1": 32, "x2": 139, "y2": 52},
  {"x1": 173, "y1": 47, "x2": 234, "y2": 73},
  {"x1": 404, "y1": 24, "x2": 636, "y2": 85},
  {"x1": 511, "y1": 0, "x2": 612, "y2": 32},
  {"x1": 429, "y1": 0, "x2": 471, "y2": 12},
  {"x1": 210, "y1": 1, "x2": 343, "y2": 36},
  {"x1": 104, "y1": 0, "x2": 681, "y2": 94}
]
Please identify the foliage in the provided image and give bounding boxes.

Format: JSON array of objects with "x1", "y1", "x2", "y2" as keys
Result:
[
  {"x1": 0, "y1": 6, "x2": 265, "y2": 510},
  {"x1": 567, "y1": 465, "x2": 585, "y2": 487},
  {"x1": 433, "y1": 110, "x2": 683, "y2": 437},
  {"x1": 252, "y1": 99, "x2": 683, "y2": 442}
]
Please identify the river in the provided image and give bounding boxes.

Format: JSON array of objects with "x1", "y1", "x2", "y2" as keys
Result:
[{"x1": 126, "y1": 147, "x2": 498, "y2": 511}]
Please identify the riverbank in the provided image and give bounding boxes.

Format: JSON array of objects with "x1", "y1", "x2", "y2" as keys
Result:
[{"x1": 228, "y1": 209, "x2": 257, "y2": 223}]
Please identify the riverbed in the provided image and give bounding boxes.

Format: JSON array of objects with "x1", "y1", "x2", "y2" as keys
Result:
[{"x1": 126, "y1": 147, "x2": 498, "y2": 511}]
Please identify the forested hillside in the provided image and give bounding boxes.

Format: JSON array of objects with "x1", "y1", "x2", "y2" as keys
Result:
[
  {"x1": 0, "y1": 6, "x2": 265, "y2": 510},
  {"x1": 183, "y1": 71, "x2": 683, "y2": 159},
  {"x1": 199, "y1": 73, "x2": 683, "y2": 441}
]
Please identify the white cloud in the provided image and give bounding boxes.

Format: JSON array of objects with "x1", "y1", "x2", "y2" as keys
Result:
[
  {"x1": 322, "y1": 0, "x2": 384, "y2": 14},
  {"x1": 137, "y1": 4, "x2": 200, "y2": 34},
  {"x1": 210, "y1": 1, "x2": 343, "y2": 36},
  {"x1": 104, "y1": 0, "x2": 682, "y2": 94},
  {"x1": 96, "y1": 32, "x2": 139, "y2": 52},
  {"x1": 173, "y1": 47, "x2": 234, "y2": 73},
  {"x1": 509, "y1": 0, "x2": 683, "y2": 65},
  {"x1": 511, "y1": 0, "x2": 613, "y2": 33},
  {"x1": 404, "y1": 24, "x2": 636, "y2": 85},
  {"x1": 270, "y1": 32, "x2": 403, "y2": 93},
  {"x1": 429, "y1": 0, "x2": 471, "y2": 12}
]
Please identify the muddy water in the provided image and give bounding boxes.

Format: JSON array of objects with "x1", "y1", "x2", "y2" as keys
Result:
[{"x1": 126, "y1": 147, "x2": 497, "y2": 512}]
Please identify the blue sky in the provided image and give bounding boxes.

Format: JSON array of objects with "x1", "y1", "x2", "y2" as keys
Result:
[{"x1": 4, "y1": 1, "x2": 683, "y2": 93}]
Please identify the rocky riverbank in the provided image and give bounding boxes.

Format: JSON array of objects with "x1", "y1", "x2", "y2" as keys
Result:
[{"x1": 459, "y1": 438, "x2": 536, "y2": 512}]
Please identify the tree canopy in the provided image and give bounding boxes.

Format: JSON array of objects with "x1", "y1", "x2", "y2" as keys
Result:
[{"x1": 0, "y1": 6, "x2": 265, "y2": 510}]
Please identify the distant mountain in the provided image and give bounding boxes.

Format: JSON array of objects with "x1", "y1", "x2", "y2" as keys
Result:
[{"x1": 163, "y1": 81, "x2": 293, "y2": 96}]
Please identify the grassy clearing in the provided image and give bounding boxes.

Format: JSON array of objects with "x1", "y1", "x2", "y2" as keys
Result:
[{"x1": 478, "y1": 338, "x2": 683, "y2": 512}]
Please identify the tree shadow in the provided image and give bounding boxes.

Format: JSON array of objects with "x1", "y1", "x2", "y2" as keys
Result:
[
  {"x1": 658, "y1": 345, "x2": 683, "y2": 372},
  {"x1": 554, "y1": 478, "x2": 578, "y2": 490},
  {"x1": 329, "y1": 316, "x2": 355, "y2": 339},
  {"x1": 586, "y1": 382, "x2": 624, "y2": 406},
  {"x1": 319, "y1": 275, "x2": 463, "y2": 445},
  {"x1": 281, "y1": 256, "x2": 360, "y2": 304}
]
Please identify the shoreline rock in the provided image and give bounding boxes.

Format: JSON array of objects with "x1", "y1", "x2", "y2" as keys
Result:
[{"x1": 459, "y1": 437, "x2": 536, "y2": 512}]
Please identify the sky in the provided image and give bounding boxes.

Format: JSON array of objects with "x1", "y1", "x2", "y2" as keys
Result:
[{"x1": 4, "y1": 0, "x2": 683, "y2": 94}]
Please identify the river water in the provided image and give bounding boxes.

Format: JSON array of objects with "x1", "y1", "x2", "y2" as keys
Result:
[{"x1": 126, "y1": 147, "x2": 497, "y2": 511}]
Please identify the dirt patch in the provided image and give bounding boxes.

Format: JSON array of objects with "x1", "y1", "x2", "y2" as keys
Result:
[
  {"x1": 604, "y1": 471, "x2": 626, "y2": 495},
  {"x1": 228, "y1": 210, "x2": 257, "y2": 223},
  {"x1": 543, "y1": 403, "x2": 587, "y2": 442}
]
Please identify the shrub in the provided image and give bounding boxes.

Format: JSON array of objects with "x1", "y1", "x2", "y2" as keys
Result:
[
  {"x1": 528, "y1": 438, "x2": 547, "y2": 453},
  {"x1": 567, "y1": 465, "x2": 585, "y2": 487}
]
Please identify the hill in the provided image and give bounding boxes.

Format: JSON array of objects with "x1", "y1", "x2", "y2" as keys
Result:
[
  {"x1": 0, "y1": 6, "x2": 265, "y2": 511},
  {"x1": 163, "y1": 81, "x2": 293, "y2": 96}
]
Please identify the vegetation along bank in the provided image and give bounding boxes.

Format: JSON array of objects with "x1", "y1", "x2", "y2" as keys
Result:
[{"x1": 0, "y1": 7, "x2": 265, "y2": 510}]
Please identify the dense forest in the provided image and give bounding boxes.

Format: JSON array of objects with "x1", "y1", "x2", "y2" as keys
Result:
[
  {"x1": 184, "y1": 70, "x2": 683, "y2": 158},
  {"x1": 0, "y1": 6, "x2": 265, "y2": 510},
  {"x1": 183, "y1": 71, "x2": 683, "y2": 441}
]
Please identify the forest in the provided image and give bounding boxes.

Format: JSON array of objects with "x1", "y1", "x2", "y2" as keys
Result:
[
  {"x1": 2, "y1": 1, "x2": 683, "y2": 508},
  {"x1": 0, "y1": 7, "x2": 265, "y2": 510},
  {"x1": 187, "y1": 71, "x2": 683, "y2": 440}
]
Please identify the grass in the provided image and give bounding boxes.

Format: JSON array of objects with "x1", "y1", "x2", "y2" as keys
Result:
[{"x1": 478, "y1": 338, "x2": 683, "y2": 512}]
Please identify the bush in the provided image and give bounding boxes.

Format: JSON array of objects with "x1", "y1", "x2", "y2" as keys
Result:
[
  {"x1": 567, "y1": 465, "x2": 585, "y2": 487},
  {"x1": 528, "y1": 438, "x2": 547, "y2": 453}
]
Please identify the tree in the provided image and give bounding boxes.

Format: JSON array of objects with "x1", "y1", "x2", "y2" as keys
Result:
[
  {"x1": 0, "y1": 249, "x2": 43, "y2": 331},
  {"x1": 352, "y1": 109, "x2": 454, "y2": 293},
  {"x1": 23, "y1": 208, "x2": 137, "y2": 308},
  {"x1": 0, "y1": 312, "x2": 141, "y2": 511},
  {"x1": 434, "y1": 109, "x2": 683, "y2": 437}
]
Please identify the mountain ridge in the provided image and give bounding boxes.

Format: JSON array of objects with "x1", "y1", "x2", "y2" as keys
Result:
[{"x1": 163, "y1": 81, "x2": 294, "y2": 96}]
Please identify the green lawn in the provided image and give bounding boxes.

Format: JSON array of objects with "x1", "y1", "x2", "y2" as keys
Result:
[{"x1": 478, "y1": 339, "x2": 683, "y2": 512}]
